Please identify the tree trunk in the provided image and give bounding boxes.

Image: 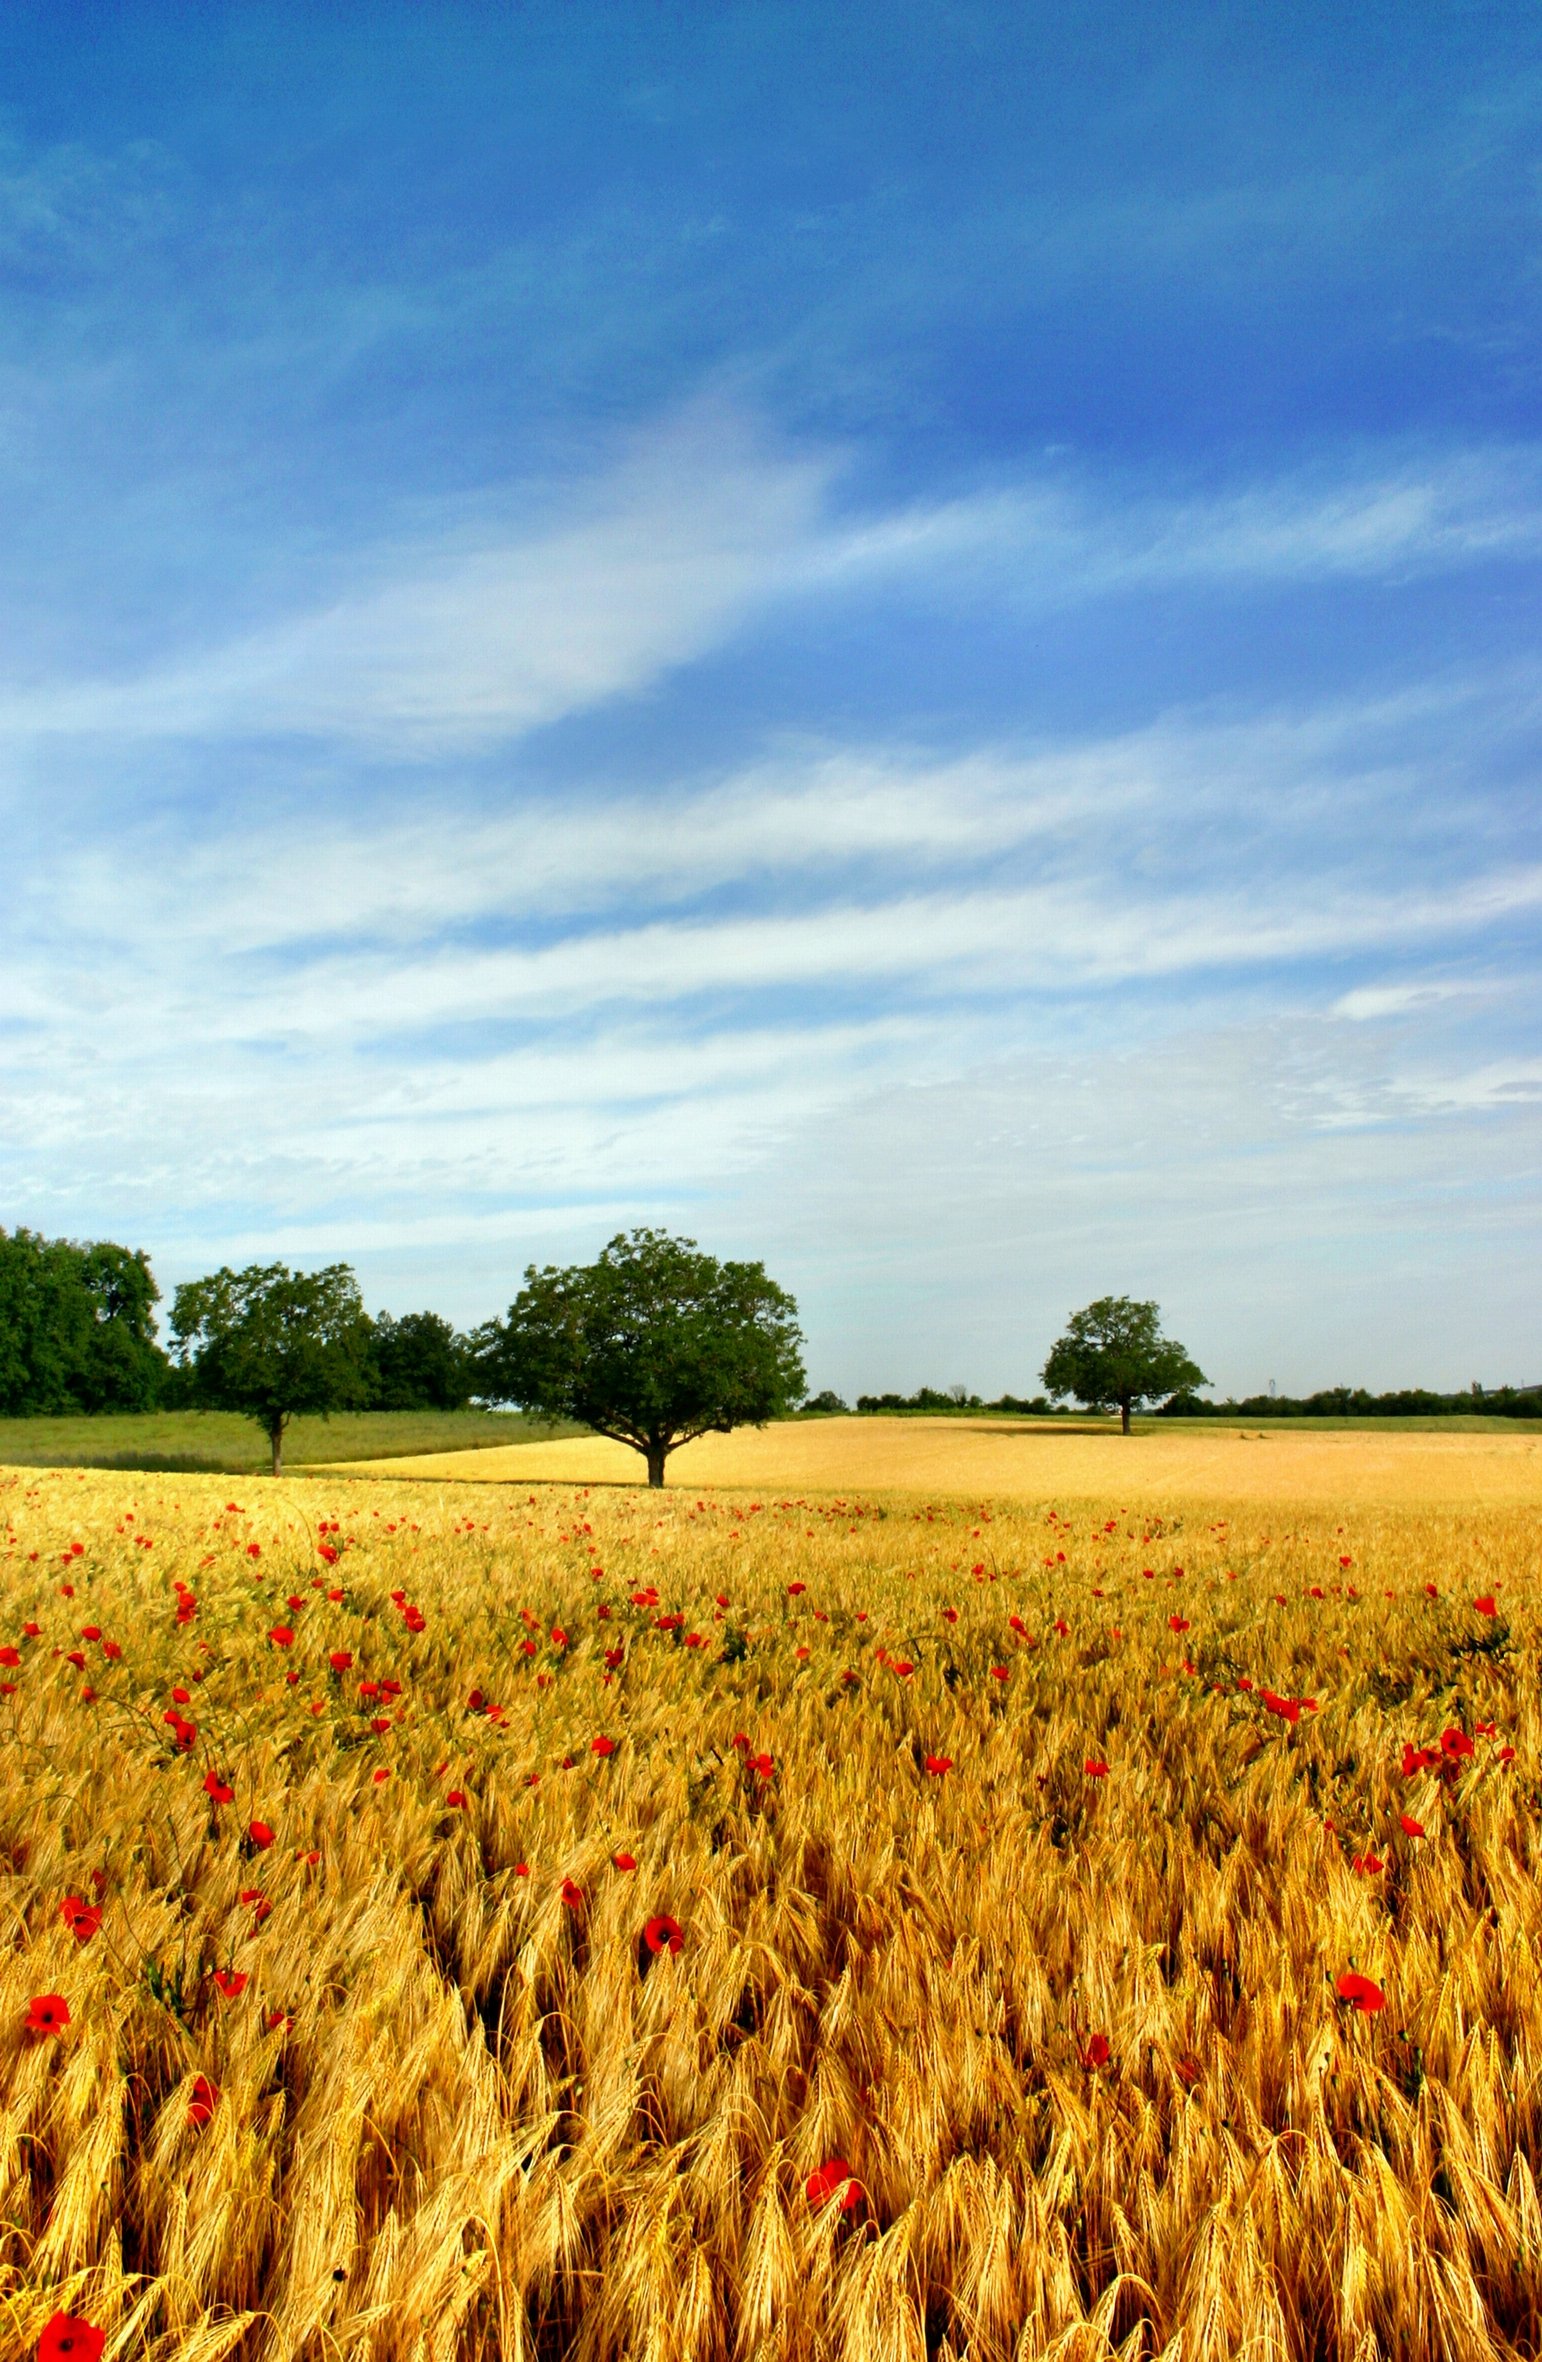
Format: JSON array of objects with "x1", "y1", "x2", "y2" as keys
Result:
[
  {"x1": 1120, "y1": 1399, "x2": 1132, "y2": 1436},
  {"x1": 645, "y1": 1441, "x2": 668, "y2": 1488},
  {"x1": 270, "y1": 1416, "x2": 284, "y2": 1477}
]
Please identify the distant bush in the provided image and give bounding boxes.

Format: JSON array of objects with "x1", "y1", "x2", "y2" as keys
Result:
[{"x1": 854, "y1": 1388, "x2": 1051, "y2": 1415}]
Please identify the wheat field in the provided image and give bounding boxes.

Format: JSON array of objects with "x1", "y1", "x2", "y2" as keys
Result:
[
  {"x1": 335, "y1": 1412, "x2": 1542, "y2": 1507},
  {"x1": 3, "y1": 1442, "x2": 1542, "y2": 2361}
]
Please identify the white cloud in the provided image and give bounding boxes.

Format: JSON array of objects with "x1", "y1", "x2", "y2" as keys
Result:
[
  {"x1": 0, "y1": 401, "x2": 834, "y2": 753},
  {"x1": 815, "y1": 445, "x2": 1542, "y2": 606},
  {"x1": 1332, "y1": 978, "x2": 1492, "y2": 1021}
]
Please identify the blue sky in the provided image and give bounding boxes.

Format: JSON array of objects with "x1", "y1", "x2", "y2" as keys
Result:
[{"x1": 2, "y1": 2, "x2": 1540, "y2": 1396}]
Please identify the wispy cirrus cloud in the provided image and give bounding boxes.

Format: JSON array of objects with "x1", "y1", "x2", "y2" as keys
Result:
[
  {"x1": 824, "y1": 445, "x2": 1542, "y2": 605},
  {"x1": 0, "y1": 403, "x2": 835, "y2": 753},
  {"x1": 4, "y1": 413, "x2": 1542, "y2": 766}
]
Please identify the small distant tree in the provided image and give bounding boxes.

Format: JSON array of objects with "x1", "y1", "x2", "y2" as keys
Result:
[
  {"x1": 476, "y1": 1228, "x2": 805, "y2": 1487},
  {"x1": 170, "y1": 1262, "x2": 375, "y2": 1475},
  {"x1": 370, "y1": 1310, "x2": 473, "y2": 1410},
  {"x1": 1042, "y1": 1296, "x2": 1207, "y2": 1435}
]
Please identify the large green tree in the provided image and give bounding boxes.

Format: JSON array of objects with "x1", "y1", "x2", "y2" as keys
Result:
[
  {"x1": 1041, "y1": 1296, "x2": 1207, "y2": 1434},
  {"x1": 170, "y1": 1262, "x2": 375, "y2": 1474},
  {"x1": 476, "y1": 1228, "x2": 805, "y2": 1486},
  {"x1": 0, "y1": 1228, "x2": 167, "y2": 1414}
]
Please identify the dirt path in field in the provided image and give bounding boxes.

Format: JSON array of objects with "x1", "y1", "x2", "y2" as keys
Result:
[{"x1": 324, "y1": 1415, "x2": 1542, "y2": 1505}]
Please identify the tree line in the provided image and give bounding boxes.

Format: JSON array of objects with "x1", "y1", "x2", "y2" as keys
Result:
[
  {"x1": 6, "y1": 1223, "x2": 1536, "y2": 1487},
  {"x1": 0, "y1": 1228, "x2": 478, "y2": 1421},
  {"x1": 0, "y1": 1225, "x2": 807, "y2": 1482},
  {"x1": 1159, "y1": 1382, "x2": 1542, "y2": 1421}
]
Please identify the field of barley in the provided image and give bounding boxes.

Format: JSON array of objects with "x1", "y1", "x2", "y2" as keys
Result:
[{"x1": 4, "y1": 1441, "x2": 1542, "y2": 2362}]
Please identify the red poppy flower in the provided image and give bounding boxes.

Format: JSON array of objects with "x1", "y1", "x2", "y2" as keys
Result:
[
  {"x1": 514, "y1": 1861, "x2": 530, "y2": 1877},
  {"x1": 268, "y1": 1626, "x2": 294, "y2": 1648},
  {"x1": 1399, "y1": 1813, "x2": 1425, "y2": 1838},
  {"x1": 213, "y1": 1968, "x2": 248, "y2": 1998},
  {"x1": 1440, "y1": 1727, "x2": 1474, "y2": 1761},
  {"x1": 591, "y1": 1735, "x2": 615, "y2": 1757},
  {"x1": 27, "y1": 1993, "x2": 69, "y2": 2035},
  {"x1": 1260, "y1": 1690, "x2": 1301, "y2": 1724},
  {"x1": 613, "y1": 1851, "x2": 636, "y2": 1871},
  {"x1": 644, "y1": 1914, "x2": 684, "y2": 1954},
  {"x1": 36, "y1": 2312, "x2": 104, "y2": 2362},
  {"x1": 604, "y1": 1646, "x2": 625, "y2": 1668},
  {"x1": 248, "y1": 1821, "x2": 274, "y2": 1850},
  {"x1": 188, "y1": 2073, "x2": 219, "y2": 2125},
  {"x1": 749, "y1": 1752, "x2": 775, "y2": 1779},
  {"x1": 1352, "y1": 1852, "x2": 1384, "y2": 1875},
  {"x1": 445, "y1": 1789, "x2": 467, "y2": 1809},
  {"x1": 60, "y1": 1894, "x2": 102, "y2": 1941},
  {"x1": 561, "y1": 1877, "x2": 583, "y2": 1909},
  {"x1": 266, "y1": 2008, "x2": 292, "y2": 2032},
  {"x1": 923, "y1": 1754, "x2": 952, "y2": 1776},
  {"x1": 204, "y1": 1772, "x2": 234, "y2": 1804},
  {"x1": 1474, "y1": 1595, "x2": 1497, "y2": 1618},
  {"x1": 805, "y1": 2158, "x2": 862, "y2": 2209},
  {"x1": 1168, "y1": 1614, "x2": 1190, "y2": 1633},
  {"x1": 1336, "y1": 1971, "x2": 1384, "y2": 2014},
  {"x1": 1084, "y1": 1758, "x2": 1108, "y2": 1778},
  {"x1": 372, "y1": 1767, "x2": 390, "y2": 1785},
  {"x1": 329, "y1": 1650, "x2": 353, "y2": 1672},
  {"x1": 1081, "y1": 2032, "x2": 1111, "y2": 2068}
]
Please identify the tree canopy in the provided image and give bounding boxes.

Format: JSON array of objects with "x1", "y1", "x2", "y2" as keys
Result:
[
  {"x1": 1041, "y1": 1296, "x2": 1207, "y2": 1434},
  {"x1": 370, "y1": 1309, "x2": 474, "y2": 1410},
  {"x1": 0, "y1": 1228, "x2": 166, "y2": 1415},
  {"x1": 170, "y1": 1262, "x2": 375, "y2": 1473},
  {"x1": 475, "y1": 1228, "x2": 805, "y2": 1485}
]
